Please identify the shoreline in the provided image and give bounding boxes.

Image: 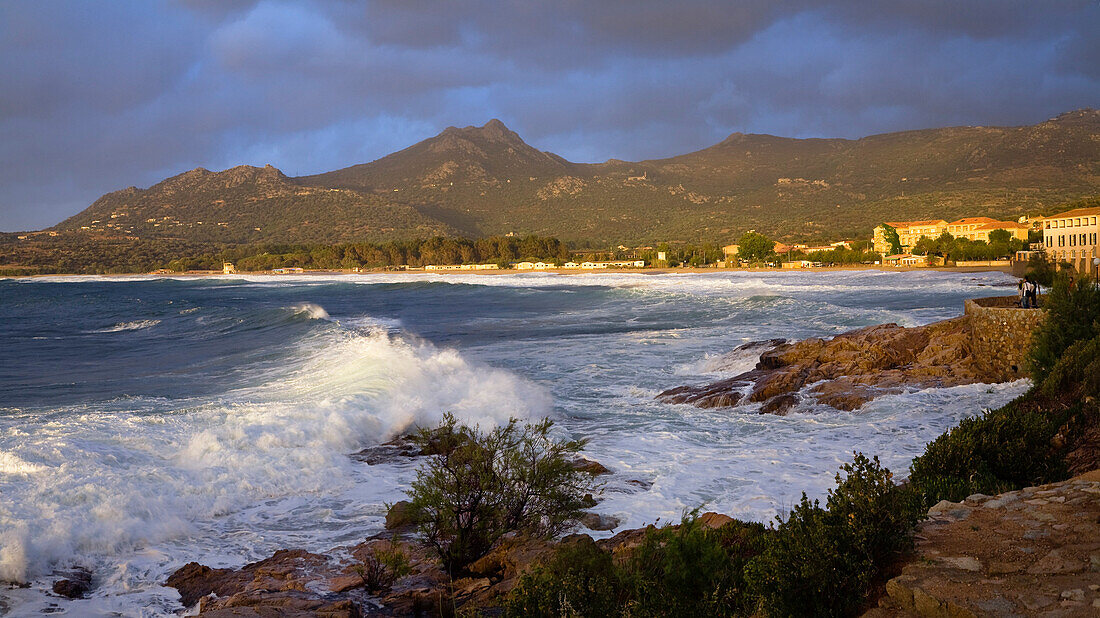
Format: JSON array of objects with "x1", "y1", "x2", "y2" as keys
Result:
[{"x1": 15, "y1": 264, "x2": 1015, "y2": 278}]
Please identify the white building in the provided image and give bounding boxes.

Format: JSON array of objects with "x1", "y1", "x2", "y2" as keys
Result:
[{"x1": 1042, "y1": 206, "x2": 1099, "y2": 272}]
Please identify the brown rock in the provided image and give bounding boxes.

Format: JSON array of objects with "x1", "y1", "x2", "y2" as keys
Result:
[
  {"x1": 759, "y1": 393, "x2": 799, "y2": 415},
  {"x1": 166, "y1": 562, "x2": 243, "y2": 607},
  {"x1": 697, "y1": 512, "x2": 735, "y2": 529},
  {"x1": 580, "y1": 512, "x2": 621, "y2": 531},
  {"x1": 661, "y1": 315, "x2": 1005, "y2": 413},
  {"x1": 385, "y1": 500, "x2": 418, "y2": 530},
  {"x1": 571, "y1": 457, "x2": 611, "y2": 475},
  {"x1": 748, "y1": 368, "x2": 808, "y2": 402},
  {"x1": 51, "y1": 569, "x2": 93, "y2": 599}
]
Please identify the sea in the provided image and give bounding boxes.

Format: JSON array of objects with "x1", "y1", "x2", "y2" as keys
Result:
[{"x1": 0, "y1": 269, "x2": 1028, "y2": 616}]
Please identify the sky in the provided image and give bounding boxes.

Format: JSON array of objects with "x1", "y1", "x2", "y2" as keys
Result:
[{"x1": 1, "y1": 1, "x2": 1098, "y2": 231}]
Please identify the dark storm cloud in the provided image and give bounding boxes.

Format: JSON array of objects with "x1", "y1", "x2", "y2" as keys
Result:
[{"x1": 1, "y1": 0, "x2": 1097, "y2": 230}]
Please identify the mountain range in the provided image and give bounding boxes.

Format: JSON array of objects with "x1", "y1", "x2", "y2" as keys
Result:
[{"x1": 53, "y1": 110, "x2": 1100, "y2": 245}]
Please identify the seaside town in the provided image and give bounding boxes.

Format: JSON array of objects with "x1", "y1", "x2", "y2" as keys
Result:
[{"x1": 372, "y1": 205, "x2": 1100, "y2": 276}]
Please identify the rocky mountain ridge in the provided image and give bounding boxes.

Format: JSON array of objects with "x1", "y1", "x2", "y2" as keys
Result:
[{"x1": 52, "y1": 110, "x2": 1100, "y2": 244}]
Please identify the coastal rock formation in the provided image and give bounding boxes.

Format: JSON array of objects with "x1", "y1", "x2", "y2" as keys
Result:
[
  {"x1": 867, "y1": 469, "x2": 1100, "y2": 616},
  {"x1": 659, "y1": 316, "x2": 1008, "y2": 413},
  {"x1": 166, "y1": 513, "x2": 735, "y2": 615}
]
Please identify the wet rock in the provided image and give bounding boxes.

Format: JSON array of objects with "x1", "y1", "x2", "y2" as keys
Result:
[
  {"x1": 165, "y1": 562, "x2": 243, "y2": 607},
  {"x1": 707, "y1": 338, "x2": 787, "y2": 371},
  {"x1": 655, "y1": 375, "x2": 750, "y2": 408},
  {"x1": 580, "y1": 512, "x2": 621, "y2": 531},
  {"x1": 748, "y1": 368, "x2": 808, "y2": 403},
  {"x1": 759, "y1": 393, "x2": 799, "y2": 415},
  {"x1": 385, "y1": 500, "x2": 418, "y2": 530},
  {"x1": 51, "y1": 569, "x2": 93, "y2": 599},
  {"x1": 571, "y1": 457, "x2": 611, "y2": 475},
  {"x1": 662, "y1": 316, "x2": 1004, "y2": 413},
  {"x1": 350, "y1": 435, "x2": 422, "y2": 464}
]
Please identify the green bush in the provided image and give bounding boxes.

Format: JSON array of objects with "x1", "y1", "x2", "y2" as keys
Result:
[
  {"x1": 908, "y1": 403, "x2": 1068, "y2": 505},
  {"x1": 747, "y1": 454, "x2": 923, "y2": 618},
  {"x1": 624, "y1": 515, "x2": 766, "y2": 617},
  {"x1": 406, "y1": 414, "x2": 595, "y2": 574},
  {"x1": 1027, "y1": 272, "x2": 1100, "y2": 384},
  {"x1": 504, "y1": 537, "x2": 624, "y2": 618},
  {"x1": 1037, "y1": 333, "x2": 1100, "y2": 402},
  {"x1": 504, "y1": 515, "x2": 767, "y2": 618},
  {"x1": 355, "y1": 543, "x2": 413, "y2": 593}
]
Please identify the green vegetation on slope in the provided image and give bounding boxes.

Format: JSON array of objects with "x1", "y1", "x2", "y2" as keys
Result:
[
  {"x1": 47, "y1": 111, "x2": 1100, "y2": 246},
  {"x1": 407, "y1": 275, "x2": 1100, "y2": 617}
]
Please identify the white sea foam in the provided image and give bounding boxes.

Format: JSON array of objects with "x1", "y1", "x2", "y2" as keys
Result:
[
  {"x1": 0, "y1": 272, "x2": 1028, "y2": 615},
  {"x1": 0, "y1": 317, "x2": 549, "y2": 595},
  {"x1": 291, "y1": 303, "x2": 330, "y2": 320},
  {"x1": 94, "y1": 319, "x2": 161, "y2": 333}
]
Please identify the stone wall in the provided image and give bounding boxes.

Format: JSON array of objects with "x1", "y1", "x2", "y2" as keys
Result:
[{"x1": 964, "y1": 296, "x2": 1047, "y2": 382}]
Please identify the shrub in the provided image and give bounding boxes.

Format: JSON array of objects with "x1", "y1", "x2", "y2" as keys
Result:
[
  {"x1": 747, "y1": 454, "x2": 923, "y2": 618},
  {"x1": 908, "y1": 403, "x2": 1068, "y2": 505},
  {"x1": 1037, "y1": 333, "x2": 1100, "y2": 402},
  {"x1": 623, "y1": 514, "x2": 766, "y2": 617},
  {"x1": 355, "y1": 543, "x2": 413, "y2": 593},
  {"x1": 1027, "y1": 272, "x2": 1100, "y2": 384},
  {"x1": 504, "y1": 537, "x2": 624, "y2": 618},
  {"x1": 406, "y1": 414, "x2": 595, "y2": 574},
  {"x1": 504, "y1": 515, "x2": 767, "y2": 618}
]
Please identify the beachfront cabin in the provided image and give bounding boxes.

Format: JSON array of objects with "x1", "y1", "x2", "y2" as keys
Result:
[
  {"x1": 884, "y1": 253, "x2": 930, "y2": 267},
  {"x1": 533, "y1": 262, "x2": 552, "y2": 269},
  {"x1": 1041, "y1": 206, "x2": 1100, "y2": 273},
  {"x1": 515, "y1": 261, "x2": 536, "y2": 270},
  {"x1": 222, "y1": 262, "x2": 236, "y2": 274},
  {"x1": 782, "y1": 260, "x2": 814, "y2": 269},
  {"x1": 563, "y1": 261, "x2": 581, "y2": 269}
]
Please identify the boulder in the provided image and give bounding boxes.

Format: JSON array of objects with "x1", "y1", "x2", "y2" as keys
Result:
[
  {"x1": 571, "y1": 457, "x2": 611, "y2": 475},
  {"x1": 51, "y1": 568, "x2": 93, "y2": 599},
  {"x1": 760, "y1": 393, "x2": 799, "y2": 415},
  {"x1": 580, "y1": 512, "x2": 621, "y2": 531},
  {"x1": 384, "y1": 500, "x2": 418, "y2": 530}
]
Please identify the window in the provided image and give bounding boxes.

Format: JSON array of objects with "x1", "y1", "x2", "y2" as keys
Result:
[
  {"x1": 1083, "y1": 234, "x2": 1088, "y2": 246},
  {"x1": 1070, "y1": 235, "x2": 1076, "y2": 246},
  {"x1": 1058, "y1": 235, "x2": 1065, "y2": 247},
  {"x1": 1046, "y1": 221, "x2": 1051, "y2": 229},
  {"x1": 1047, "y1": 236, "x2": 1053, "y2": 247}
]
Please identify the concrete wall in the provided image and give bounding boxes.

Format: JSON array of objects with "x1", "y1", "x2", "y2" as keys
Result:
[{"x1": 964, "y1": 296, "x2": 1047, "y2": 382}]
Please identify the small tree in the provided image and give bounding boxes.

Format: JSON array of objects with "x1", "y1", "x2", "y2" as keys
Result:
[
  {"x1": 880, "y1": 225, "x2": 903, "y2": 255},
  {"x1": 738, "y1": 231, "x2": 774, "y2": 262},
  {"x1": 405, "y1": 414, "x2": 595, "y2": 574}
]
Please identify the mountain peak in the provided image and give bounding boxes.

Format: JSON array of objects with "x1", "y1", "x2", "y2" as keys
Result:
[{"x1": 438, "y1": 119, "x2": 520, "y2": 143}]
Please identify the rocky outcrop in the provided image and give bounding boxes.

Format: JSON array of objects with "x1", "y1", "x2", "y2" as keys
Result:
[
  {"x1": 659, "y1": 316, "x2": 1010, "y2": 413},
  {"x1": 166, "y1": 512, "x2": 737, "y2": 616},
  {"x1": 866, "y1": 470, "x2": 1100, "y2": 617}
]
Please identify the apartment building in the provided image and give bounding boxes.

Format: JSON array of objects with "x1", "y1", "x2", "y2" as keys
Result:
[{"x1": 1041, "y1": 206, "x2": 1100, "y2": 272}]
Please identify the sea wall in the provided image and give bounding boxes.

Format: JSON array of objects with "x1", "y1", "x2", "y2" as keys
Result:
[{"x1": 964, "y1": 296, "x2": 1047, "y2": 382}]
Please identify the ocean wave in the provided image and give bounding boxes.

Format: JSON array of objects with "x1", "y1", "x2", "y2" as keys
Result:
[
  {"x1": 291, "y1": 303, "x2": 330, "y2": 320},
  {"x1": 0, "y1": 324, "x2": 550, "y2": 586},
  {"x1": 94, "y1": 319, "x2": 161, "y2": 333}
]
